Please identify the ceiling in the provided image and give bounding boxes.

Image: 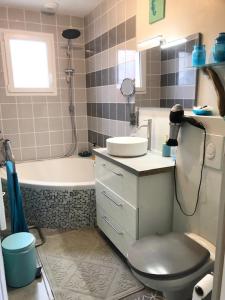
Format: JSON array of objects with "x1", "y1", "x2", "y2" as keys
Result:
[{"x1": 0, "y1": 0, "x2": 103, "y2": 17}]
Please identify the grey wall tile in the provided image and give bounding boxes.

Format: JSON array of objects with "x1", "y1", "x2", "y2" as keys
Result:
[
  {"x1": 57, "y1": 14, "x2": 71, "y2": 26},
  {"x1": 102, "y1": 69, "x2": 109, "y2": 86},
  {"x1": 91, "y1": 103, "x2": 97, "y2": 117},
  {"x1": 33, "y1": 103, "x2": 48, "y2": 118},
  {"x1": 102, "y1": 103, "x2": 110, "y2": 119},
  {"x1": 71, "y1": 16, "x2": 83, "y2": 27},
  {"x1": 25, "y1": 10, "x2": 40, "y2": 23},
  {"x1": 36, "y1": 146, "x2": 50, "y2": 159},
  {"x1": 0, "y1": 19, "x2": 8, "y2": 29},
  {"x1": 49, "y1": 117, "x2": 63, "y2": 131},
  {"x1": 9, "y1": 21, "x2": 25, "y2": 30},
  {"x1": 50, "y1": 131, "x2": 64, "y2": 145},
  {"x1": 1, "y1": 104, "x2": 17, "y2": 119},
  {"x1": 117, "y1": 22, "x2": 125, "y2": 44},
  {"x1": 95, "y1": 36, "x2": 102, "y2": 53},
  {"x1": 47, "y1": 103, "x2": 62, "y2": 117},
  {"x1": 34, "y1": 118, "x2": 49, "y2": 132},
  {"x1": 126, "y1": 16, "x2": 136, "y2": 40},
  {"x1": 0, "y1": 7, "x2": 7, "y2": 19},
  {"x1": 8, "y1": 7, "x2": 24, "y2": 21},
  {"x1": 41, "y1": 12, "x2": 56, "y2": 25},
  {"x1": 20, "y1": 133, "x2": 35, "y2": 147},
  {"x1": 26, "y1": 22, "x2": 42, "y2": 32},
  {"x1": 96, "y1": 103, "x2": 103, "y2": 118},
  {"x1": 110, "y1": 103, "x2": 116, "y2": 120},
  {"x1": 101, "y1": 32, "x2": 109, "y2": 52},
  {"x1": 117, "y1": 103, "x2": 125, "y2": 121},
  {"x1": 19, "y1": 119, "x2": 34, "y2": 133},
  {"x1": 109, "y1": 27, "x2": 117, "y2": 48},
  {"x1": 183, "y1": 99, "x2": 194, "y2": 108},
  {"x1": 35, "y1": 132, "x2": 50, "y2": 146},
  {"x1": 21, "y1": 147, "x2": 35, "y2": 161},
  {"x1": 2, "y1": 119, "x2": 19, "y2": 134}
]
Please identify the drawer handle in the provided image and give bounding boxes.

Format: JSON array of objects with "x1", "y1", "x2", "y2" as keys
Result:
[
  {"x1": 101, "y1": 190, "x2": 123, "y2": 207},
  {"x1": 102, "y1": 163, "x2": 123, "y2": 177},
  {"x1": 102, "y1": 216, "x2": 124, "y2": 235}
]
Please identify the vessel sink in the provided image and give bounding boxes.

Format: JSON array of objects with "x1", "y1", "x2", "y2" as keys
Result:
[{"x1": 106, "y1": 137, "x2": 148, "y2": 157}]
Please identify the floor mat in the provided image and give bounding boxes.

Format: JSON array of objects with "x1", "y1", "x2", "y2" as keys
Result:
[
  {"x1": 121, "y1": 289, "x2": 164, "y2": 300},
  {"x1": 37, "y1": 228, "x2": 144, "y2": 300}
]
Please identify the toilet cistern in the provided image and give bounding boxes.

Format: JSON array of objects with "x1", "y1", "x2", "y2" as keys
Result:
[{"x1": 138, "y1": 119, "x2": 152, "y2": 151}]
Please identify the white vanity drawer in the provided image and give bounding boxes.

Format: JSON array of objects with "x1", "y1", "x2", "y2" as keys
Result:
[
  {"x1": 97, "y1": 205, "x2": 135, "y2": 257},
  {"x1": 95, "y1": 156, "x2": 138, "y2": 207},
  {"x1": 96, "y1": 180, "x2": 137, "y2": 239}
]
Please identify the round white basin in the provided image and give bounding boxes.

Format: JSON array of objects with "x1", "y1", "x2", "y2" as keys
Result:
[{"x1": 106, "y1": 137, "x2": 148, "y2": 157}]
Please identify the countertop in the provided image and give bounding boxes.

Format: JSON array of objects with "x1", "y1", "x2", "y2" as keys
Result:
[{"x1": 93, "y1": 148, "x2": 175, "y2": 176}]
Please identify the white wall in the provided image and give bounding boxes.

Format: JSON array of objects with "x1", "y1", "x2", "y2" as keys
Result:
[{"x1": 137, "y1": 108, "x2": 225, "y2": 245}]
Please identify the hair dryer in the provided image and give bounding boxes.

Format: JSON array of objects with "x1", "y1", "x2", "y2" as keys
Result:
[{"x1": 167, "y1": 104, "x2": 205, "y2": 146}]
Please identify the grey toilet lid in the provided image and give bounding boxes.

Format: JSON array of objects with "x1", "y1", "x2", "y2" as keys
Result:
[{"x1": 127, "y1": 233, "x2": 210, "y2": 279}]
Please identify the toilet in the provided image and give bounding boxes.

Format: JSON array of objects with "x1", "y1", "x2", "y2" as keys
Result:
[{"x1": 127, "y1": 232, "x2": 215, "y2": 300}]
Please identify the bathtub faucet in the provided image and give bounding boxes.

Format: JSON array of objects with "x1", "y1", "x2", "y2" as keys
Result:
[{"x1": 3, "y1": 139, "x2": 15, "y2": 163}]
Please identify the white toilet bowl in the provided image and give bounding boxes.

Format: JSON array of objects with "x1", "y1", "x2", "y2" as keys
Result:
[{"x1": 127, "y1": 233, "x2": 215, "y2": 300}]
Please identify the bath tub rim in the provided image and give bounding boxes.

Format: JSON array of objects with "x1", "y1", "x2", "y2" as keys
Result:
[{"x1": 0, "y1": 156, "x2": 96, "y2": 190}]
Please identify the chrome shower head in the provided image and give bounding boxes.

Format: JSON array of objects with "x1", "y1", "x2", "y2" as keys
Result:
[{"x1": 62, "y1": 29, "x2": 81, "y2": 58}]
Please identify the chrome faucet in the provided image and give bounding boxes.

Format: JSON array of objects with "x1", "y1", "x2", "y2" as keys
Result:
[
  {"x1": 138, "y1": 119, "x2": 152, "y2": 151},
  {"x1": 3, "y1": 139, "x2": 15, "y2": 162}
]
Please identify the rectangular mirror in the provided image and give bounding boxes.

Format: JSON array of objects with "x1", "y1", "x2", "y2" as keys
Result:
[{"x1": 135, "y1": 33, "x2": 200, "y2": 109}]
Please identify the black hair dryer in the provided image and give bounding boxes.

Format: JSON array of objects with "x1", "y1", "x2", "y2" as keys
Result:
[{"x1": 167, "y1": 104, "x2": 205, "y2": 147}]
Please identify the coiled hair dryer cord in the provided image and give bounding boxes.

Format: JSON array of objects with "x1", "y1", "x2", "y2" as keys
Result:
[{"x1": 174, "y1": 126, "x2": 206, "y2": 216}]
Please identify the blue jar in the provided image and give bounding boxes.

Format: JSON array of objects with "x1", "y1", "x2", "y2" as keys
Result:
[
  {"x1": 213, "y1": 33, "x2": 225, "y2": 62},
  {"x1": 162, "y1": 143, "x2": 171, "y2": 157},
  {"x1": 192, "y1": 45, "x2": 206, "y2": 67},
  {"x1": 2, "y1": 232, "x2": 37, "y2": 288}
]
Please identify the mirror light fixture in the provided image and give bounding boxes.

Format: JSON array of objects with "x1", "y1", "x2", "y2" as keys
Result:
[
  {"x1": 137, "y1": 35, "x2": 163, "y2": 50},
  {"x1": 161, "y1": 38, "x2": 187, "y2": 49}
]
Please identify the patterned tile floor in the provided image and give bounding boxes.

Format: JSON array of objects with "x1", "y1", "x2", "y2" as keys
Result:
[
  {"x1": 38, "y1": 228, "x2": 164, "y2": 300},
  {"x1": 8, "y1": 228, "x2": 164, "y2": 300},
  {"x1": 122, "y1": 289, "x2": 164, "y2": 300}
]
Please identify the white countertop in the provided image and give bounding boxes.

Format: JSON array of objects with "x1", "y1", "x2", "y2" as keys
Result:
[{"x1": 93, "y1": 148, "x2": 175, "y2": 176}]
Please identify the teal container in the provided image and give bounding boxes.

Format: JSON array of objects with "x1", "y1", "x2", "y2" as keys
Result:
[
  {"x1": 213, "y1": 33, "x2": 225, "y2": 62},
  {"x1": 2, "y1": 232, "x2": 37, "y2": 288},
  {"x1": 162, "y1": 143, "x2": 171, "y2": 157},
  {"x1": 192, "y1": 45, "x2": 206, "y2": 67}
]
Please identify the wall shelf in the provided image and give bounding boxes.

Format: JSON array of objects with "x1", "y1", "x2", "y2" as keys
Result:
[
  {"x1": 197, "y1": 62, "x2": 225, "y2": 118},
  {"x1": 197, "y1": 61, "x2": 225, "y2": 69}
]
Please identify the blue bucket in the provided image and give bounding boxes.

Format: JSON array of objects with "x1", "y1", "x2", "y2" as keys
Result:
[{"x1": 2, "y1": 232, "x2": 37, "y2": 288}]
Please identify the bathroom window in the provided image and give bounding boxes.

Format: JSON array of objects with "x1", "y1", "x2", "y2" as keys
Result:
[
  {"x1": 2, "y1": 30, "x2": 57, "y2": 95},
  {"x1": 135, "y1": 51, "x2": 146, "y2": 94}
]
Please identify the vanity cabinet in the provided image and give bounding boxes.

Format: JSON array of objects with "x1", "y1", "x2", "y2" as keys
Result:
[{"x1": 95, "y1": 152, "x2": 174, "y2": 256}]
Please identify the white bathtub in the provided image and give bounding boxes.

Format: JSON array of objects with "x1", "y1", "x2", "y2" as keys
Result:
[
  {"x1": 1, "y1": 157, "x2": 95, "y2": 189},
  {"x1": 1, "y1": 157, "x2": 96, "y2": 229}
]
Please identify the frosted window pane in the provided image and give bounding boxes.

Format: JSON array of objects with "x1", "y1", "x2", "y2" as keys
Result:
[
  {"x1": 135, "y1": 52, "x2": 141, "y2": 88},
  {"x1": 9, "y1": 39, "x2": 50, "y2": 88}
]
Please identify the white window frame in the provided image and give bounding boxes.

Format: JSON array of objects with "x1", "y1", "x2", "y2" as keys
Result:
[
  {"x1": 135, "y1": 50, "x2": 146, "y2": 94},
  {"x1": 1, "y1": 30, "x2": 57, "y2": 96}
]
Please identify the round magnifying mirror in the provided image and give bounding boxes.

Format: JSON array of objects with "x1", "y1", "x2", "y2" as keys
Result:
[{"x1": 120, "y1": 78, "x2": 135, "y2": 97}]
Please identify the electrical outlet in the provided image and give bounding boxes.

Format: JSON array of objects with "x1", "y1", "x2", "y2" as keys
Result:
[{"x1": 204, "y1": 134, "x2": 225, "y2": 170}]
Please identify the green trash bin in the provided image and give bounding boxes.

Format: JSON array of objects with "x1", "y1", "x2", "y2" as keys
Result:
[{"x1": 2, "y1": 232, "x2": 37, "y2": 288}]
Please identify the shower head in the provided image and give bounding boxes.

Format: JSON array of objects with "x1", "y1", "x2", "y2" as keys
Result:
[{"x1": 62, "y1": 29, "x2": 81, "y2": 40}]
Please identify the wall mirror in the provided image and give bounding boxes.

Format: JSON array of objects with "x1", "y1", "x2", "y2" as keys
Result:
[
  {"x1": 120, "y1": 78, "x2": 135, "y2": 99},
  {"x1": 135, "y1": 33, "x2": 201, "y2": 109}
]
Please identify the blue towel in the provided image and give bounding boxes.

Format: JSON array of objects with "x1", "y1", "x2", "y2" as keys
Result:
[{"x1": 5, "y1": 161, "x2": 28, "y2": 233}]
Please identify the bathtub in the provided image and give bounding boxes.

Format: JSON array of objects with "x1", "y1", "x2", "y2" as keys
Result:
[{"x1": 1, "y1": 157, "x2": 96, "y2": 229}]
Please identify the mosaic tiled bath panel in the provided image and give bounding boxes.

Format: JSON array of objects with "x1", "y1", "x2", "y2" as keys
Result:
[{"x1": 3, "y1": 182, "x2": 96, "y2": 229}]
